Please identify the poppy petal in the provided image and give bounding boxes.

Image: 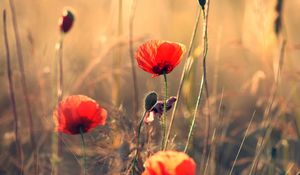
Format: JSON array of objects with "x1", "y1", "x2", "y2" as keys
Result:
[
  {"x1": 135, "y1": 40, "x2": 185, "y2": 77},
  {"x1": 142, "y1": 151, "x2": 196, "y2": 175},
  {"x1": 175, "y1": 159, "x2": 196, "y2": 175},
  {"x1": 54, "y1": 95, "x2": 107, "y2": 134}
]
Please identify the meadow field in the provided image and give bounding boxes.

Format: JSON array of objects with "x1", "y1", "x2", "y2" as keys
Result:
[{"x1": 0, "y1": 0, "x2": 300, "y2": 174}]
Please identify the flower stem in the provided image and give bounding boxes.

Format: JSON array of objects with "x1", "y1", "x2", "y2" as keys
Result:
[
  {"x1": 80, "y1": 128, "x2": 86, "y2": 175},
  {"x1": 57, "y1": 34, "x2": 64, "y2": 102},
  {"x1": 127, "y1": 111, "x2": 147, "y2": 174},
  {"x1": 52, "y1": 33, "x2": 64, "y2": 175},
  {"x1": 162, "y1": 73, "x2": 168, "y2": 150},
  {"x1": 137, "y1": 111, "x2": 147, "y2": 150},
  {"x1": 198, "y1": 2, "x2": 211, "y2": 173}
]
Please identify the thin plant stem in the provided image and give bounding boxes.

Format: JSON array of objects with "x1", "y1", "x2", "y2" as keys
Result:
[
  {"x1": 8, "y1": 0, "x2": 37, "y2": 174},
  {"x1": 183, "y1": 0, "x2": 211, "y2": 158},
  {"x1": 137, "y1": 111, "x2": 147, "y2": 152},
  {"x1": 164, "y1": 7, "x2": 201, "y2": 149},
  {"x1": 250, "y1": 5, "x2": 288, "y2": 173},
  {"x1": 3, "y1": 9, "x2": 24, "y2": 175},
  {"x1": 112, "y1": 0, "x2": 123, "y2": 106},
  {"x1": 52, "y1": 34, "x2": 64, "y2": 175},
  {"x1": 201, "y1": 88, "x2": 224, "y2": 174},
  {"x1": 184, "y1": 76, "x2": 204, "y2": 152},
  {"x1": 80, "y1": 128, "x2": 87, "y2": 175},
  {"x1": 128, "y1": 111, "x2": 147, "y2": 174},
  {"x1": 203, "y1": 129, "x2": 216, "y2": 175},
  {"x1": 162, "y1": 73, "x2": 168, "y2": 150},
  {"x1": 57, "y1": 34, "x2": 64, "y2": 102},
  {"x1": 229, "y1": 111, "x2": 256, "y2": 175},
  {"x1": 284, "y1": 163, "x2": 294, "y2": 175},
  {"x1": 129, "y1": 0, "x2": 139, "y2": 118},
  {"x1": 199, "y1": 2, "x2": 211, "y2": 173},
  {"x1": 249, "y1": 37, "x2": 287, "y2": 175}
]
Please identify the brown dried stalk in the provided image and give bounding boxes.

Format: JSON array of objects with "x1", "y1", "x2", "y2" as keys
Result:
[
  {"x1": 3, "y1": 9, "x2": 24, "y2": 175},
  {"x1": 8, "y1": 0, "x2": 37, "y2": 174}
]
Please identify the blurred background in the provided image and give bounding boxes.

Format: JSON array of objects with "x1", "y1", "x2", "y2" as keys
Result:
[{"x1": 0, "y1": 0, "x2": 300, "y2": 174}]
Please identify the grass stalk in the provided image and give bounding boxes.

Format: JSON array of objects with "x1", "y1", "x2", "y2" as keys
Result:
[
  {"x1": 3, "y1": 9, "x2": 24, "y2": 175},
  {"x1": 112, "y1": 0, "x2": 123, "y2": 106},
  {"x1": 8, "y1": 0, "x2": 37, "y2": 173},
  {"x1": 164, "y1": 7, "x2": 201, "y2": 149},
  {"x1": 229, "y1": 111, "x2": 256, "y2": 175},
  {"x1": 183, "y1": 0, "x2": 211, "y2": 164},
  {"x1": 249, "y1": 35, "x2": 287, "y2": 175},
  {"x1": 129, "y1": 0, "x2": 139, "y2": 118},
  {"x1": 184, "y1": 75, "x2": 204, "y2": 152}
]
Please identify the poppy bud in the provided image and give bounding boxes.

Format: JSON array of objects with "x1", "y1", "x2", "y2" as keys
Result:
[
  {"x1": 144, "y1": 91, "x2": 158, "y2": 111},
  {"x1": 198, "y1": 0, "x2": 206, "y2": 9},
  {"x1": 59, "y1": 9, "x2": 74, "y2": 33}
]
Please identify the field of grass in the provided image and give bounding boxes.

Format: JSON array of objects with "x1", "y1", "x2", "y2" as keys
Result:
[{"x1": 0, "y1": 0, "x2": 300, "y2": 174}]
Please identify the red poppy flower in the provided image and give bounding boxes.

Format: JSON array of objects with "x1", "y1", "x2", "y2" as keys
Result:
[
  {"x1": 142, "y1": 151, "x2": 196, "y2": 175},
  {"x1": 135, "y1": 40, "x2": 185, "y2": 77},
  {"x1": 54, "y1": 95, "x2": 107, "y2": 134},
  {"x1": 58, "y1": 9, "x2": 74, "y2": 33}
]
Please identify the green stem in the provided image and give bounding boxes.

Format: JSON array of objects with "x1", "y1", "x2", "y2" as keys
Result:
[
  {"x1": 136, "y1": 111, "x2": 147, "y2": 154},
  {"x1": 162, "y1": 73, "x2": 168, "y2": 150},
  {"x1": 129, "y1": 111, "x2": 147, "y2": 174},
  {"x1": 80, "y1": 128, "x2": 86, "y2": 175}
]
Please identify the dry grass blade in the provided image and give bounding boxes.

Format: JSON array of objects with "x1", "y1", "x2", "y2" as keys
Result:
[
  {"x1": 8, "y1": 0, "x2": 38, "y2": 173},
  {"x1": 249, "y1": 36, "x2": 287, "y2": 175},
  {"x1": 71, "y1": 35, "x2": 146, "y2": 93},
  {"x1": 129, "y1": 0, "x2": 140, "y2": 119},
  {"x1": 229, "y1": 111, "x2": 256, "y2": 175},
  {"x1": 164, "y1": 7, "x2": 201, "y2": 150},
  {"x1": 3, "y1": 9, "x2": 24, "y2": 175}
]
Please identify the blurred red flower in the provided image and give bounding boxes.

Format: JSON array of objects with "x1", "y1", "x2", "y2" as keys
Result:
[
  {"x1": 135, "y1": 40, "x2": 185, "y2": 77},
  {"x1": 58, "y1": 9, "x2": 74, "y2": 33},
  {"x1": 54, "y1": 95, "x2": 107, "y2": 134},
  {"x1": 142, "y1": 151, "x2": 196, "y2": 175}
]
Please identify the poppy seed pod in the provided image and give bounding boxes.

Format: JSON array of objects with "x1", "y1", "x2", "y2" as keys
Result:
[
  {"x1": 198, "y1": 0, "x2": 206, "y2": 9},
  {"x1": 59, "y1": 9, "x2": 74, "y2": 33},
  {"x1": 144, "y1": 91, "x2": 158, "y2": 111}
]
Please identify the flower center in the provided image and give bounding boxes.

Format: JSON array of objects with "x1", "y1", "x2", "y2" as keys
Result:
[{"x1": 152, "y1": 63, "x2": 173, "y2": 75}]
